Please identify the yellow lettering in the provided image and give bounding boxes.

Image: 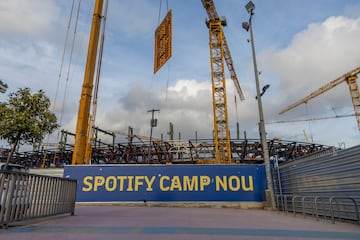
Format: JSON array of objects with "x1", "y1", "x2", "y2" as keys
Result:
[
  {"x1": 242, "y1": 176, "x2": 254, "y2": 191},
  {"x1": 160, "y1": 176, "x2": 170, "y2": 191},
  {"x1": 170, "y1": 176, "x2": 182, "y2": 191},
  {"x1": 127, "y1": 176, "x2": 134, "y2": 191},
  {"x1": 200, "y1": 176, "x2": 210, "y2": 191},
  {"x1": 183, "y1": 176, "x2": 198, "y2": 191},
  {"x1": 117, "y1": 176, "x2": 126, "y2": 191},
  {"x1": 82, "y1": 176, "x2": 93, "y2": 192},
  {"x1": 145, "y1": 176, "x2": 156, "y2": 191},
  {"x1": 215, "y1": 176, "x2": 227, "y2": 191},
  {"x1": 105, "y1": 176, "x2": 117, "y2": 191},
  {"x1": 228, "y1": 176, "x2": 240, "y2": 191},
  {"x1": 94, "y1": 176, "x2": 105, "y2": 191},
  {"x1": 134, "y1": 176, "x2": 145, "y2": 191}
]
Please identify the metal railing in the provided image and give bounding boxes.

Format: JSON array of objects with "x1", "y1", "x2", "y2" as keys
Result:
[
  {"x1": 275, "y1": 194, "x2": 360, "y2": 224},
  {"x1": 0, "y1": 170, "x2": 77, "y2": 228}
]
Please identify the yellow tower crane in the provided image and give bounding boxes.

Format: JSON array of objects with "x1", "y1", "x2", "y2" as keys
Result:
[
  {"x1": 201, "y1": 0, "x2": 245, "y2": 164},
  {"x1": 72, "y1": 0, "x2": 105, "y2": 165},
  {"x1": 279, "y1": 66, "x2": 360, "y2": 130}
]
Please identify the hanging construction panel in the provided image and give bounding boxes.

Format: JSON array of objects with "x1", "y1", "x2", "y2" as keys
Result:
[{"x1": 154, "y1": 9, "x2": 172, "y2": 74}]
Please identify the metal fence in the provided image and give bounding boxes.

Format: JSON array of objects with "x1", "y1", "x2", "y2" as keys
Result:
[
  {"x1": 273, "y1": 145, "x2": 360, "y2": 224},
  {"x1": 0, "y1": 170, "x2": 77, "y2": 228}
]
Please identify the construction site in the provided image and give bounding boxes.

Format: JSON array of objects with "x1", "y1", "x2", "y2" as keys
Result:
[{"x1": 1, "y1": 1, "x2": 360, "y2": 237}]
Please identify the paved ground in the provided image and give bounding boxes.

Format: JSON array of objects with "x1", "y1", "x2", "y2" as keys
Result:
[{"x1": 1, "y1": 205, "x2": 360, "y2": 240}]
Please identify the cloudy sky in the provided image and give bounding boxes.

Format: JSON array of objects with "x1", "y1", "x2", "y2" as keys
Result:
[{"x1": 0, "y1": 0, "x2": 360, "y2": 149}]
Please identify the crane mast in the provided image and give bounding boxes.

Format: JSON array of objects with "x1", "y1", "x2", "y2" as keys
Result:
[
  {"x1": 209, "y1": 19, "x2": 231, "y2": 164},
  {"x1": 201, "y1": 0, "x2": 244, "y2": 164},
  {"x1": 72, "y1": 0, "x2": 104, "y2": 165},
  {"x1": 279, "y1": 66, "x2": 360, "y2": 131}
]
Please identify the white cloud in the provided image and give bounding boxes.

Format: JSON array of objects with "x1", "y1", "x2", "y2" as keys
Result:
[
  {"x1": 262, "y1": 16, "x2": 360, "y2": 116},
  {"x1": 106, "y1": 0, "x2": 157, "y2": 38},
  {"x1": 92, "y1": 79, "x2": 214, "y2": 142},
  {"x1": 257, "y1": 16, "x2": 360, "y2": 146},
  {"x1": 0, "y1": 0, "x2": 60, "y2": 38}
]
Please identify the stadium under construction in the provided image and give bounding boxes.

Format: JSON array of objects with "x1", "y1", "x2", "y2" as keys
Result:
[{"x1": 0, "y1": 126, "x2": 334, "y2": 168}]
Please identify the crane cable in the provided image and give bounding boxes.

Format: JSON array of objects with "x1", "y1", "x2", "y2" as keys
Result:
[
  {"x1": 53, "y1": 0, "x2": 75, "y2": 113},
  {"x1": 59, "y1": 0, "x2": 82, "y2": 129},
  {"x1": 157, "y1": 0, "x2": 169, "y2": 24},
  {"x1": 42, "y1": 0, "x2": 78, "y2": 167},
  {"x1": 158, "y1": 0, "x2": 171, "y2": 104},
  {"x1": 147, "y1": 0, "x2": 168, "y2": 108},
  {"x1": 45, "y1": 0, "x2": 82, "y2": 167}
]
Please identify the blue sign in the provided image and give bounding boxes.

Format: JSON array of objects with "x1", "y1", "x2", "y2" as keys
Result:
[{"x1": 64, "y1": 165, "x2": 266, "y2": 202}]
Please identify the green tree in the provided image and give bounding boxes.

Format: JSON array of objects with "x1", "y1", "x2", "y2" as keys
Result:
[{"x1": 0, "y1": 88, "x2": 58, "y2": 169}]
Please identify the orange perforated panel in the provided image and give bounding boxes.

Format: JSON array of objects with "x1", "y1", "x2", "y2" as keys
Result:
[{"x1": 154, "y1": 10, "x2": 172, "y2": 74}]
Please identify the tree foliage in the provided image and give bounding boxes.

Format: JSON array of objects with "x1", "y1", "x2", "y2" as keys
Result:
[{"x1": 0, "y1": 88, "x2": 58, "y2": 164}]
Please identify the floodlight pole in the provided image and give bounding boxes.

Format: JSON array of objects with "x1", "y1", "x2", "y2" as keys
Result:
[
  {"x1": 244, "y1": 1, "x2": 276, "y2": 210},
  {"x1": 148, "y1": 109, "x2": 160, "y2": 162}
]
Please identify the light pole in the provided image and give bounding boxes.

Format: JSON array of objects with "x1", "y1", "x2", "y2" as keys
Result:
[
  {"x1": 147, "y1": 109, "x2": 160, "y2": 162},
  {"x1": 242, "y1": 1, "x2": 275, "y2": 210}
]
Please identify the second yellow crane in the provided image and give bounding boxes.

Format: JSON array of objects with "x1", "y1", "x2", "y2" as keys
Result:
[
  {"x1": 201, "y1": 0, "x2": 245, "y2": 164},
  {"x1": 279, "y1": 66, "x2": 360, "y2": 130}
]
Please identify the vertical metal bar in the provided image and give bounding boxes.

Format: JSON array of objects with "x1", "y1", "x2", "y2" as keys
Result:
[
  {"x1": 276, "y1": 159, "x2": 284, "y2": 211},
  {"x1": 9, "y1": 174, "x2": 17, "y2": 222},
  {"x1": 71, "y1": 181, "x2": 77, "y2": 215},
  {"x1": 48, "y1": 177, "x2": 55, "y2": 215},
  {"x1": 51, "y1": 178, "x2": 58, "y2": 215},
  {"x1": 68, "y1": 180, "x2": 75, "y2": 213},
  {"x1": 284, "y1": 195, "x2": 288, "y2": 214},
  {"x1": 355, "y1": 199, "x2": 360, "y2": 224},
  {"x1": 54, "y1": 178, "x2": 61, "y2": 214},
  {"x1": 60, "y1": 180, "x2": 67, "y2": 213},
  {"x1": 275, "y1": 195, "x2": 280, "y2": 212},
  {"x1": 314, "y1": 196, "x2": 320, "y2": 221},
  {"x1": 2, "y1": 172, "x2": 13, "y2": 226},
  {"x1": 31, "y1": 175, "x2": 41, "y2": 217},
  {"x1": 43, "y1": 177, "x2": 51, "y2": 216},
  {"x1": 37, "y1": 176, "x2": 45, "y2": 217},
  {"x1": 329, "y1": 196, "x2": 335, "y2": 224},
  {"x1": 301, "y1": 196, "x2": 306, "y2": 217},
  {"x1": 17, "y1": 174, "x2": 25, "y2": 220},
  {"x1": 60, "y1": 180, "x2": 66, "y2": 213},
  {"x1": 292, "y1": 196, "x2": 301, "y2": 216},
  {"x1": 28, "y1": 175, "x2": 36, "y2": 217}
]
